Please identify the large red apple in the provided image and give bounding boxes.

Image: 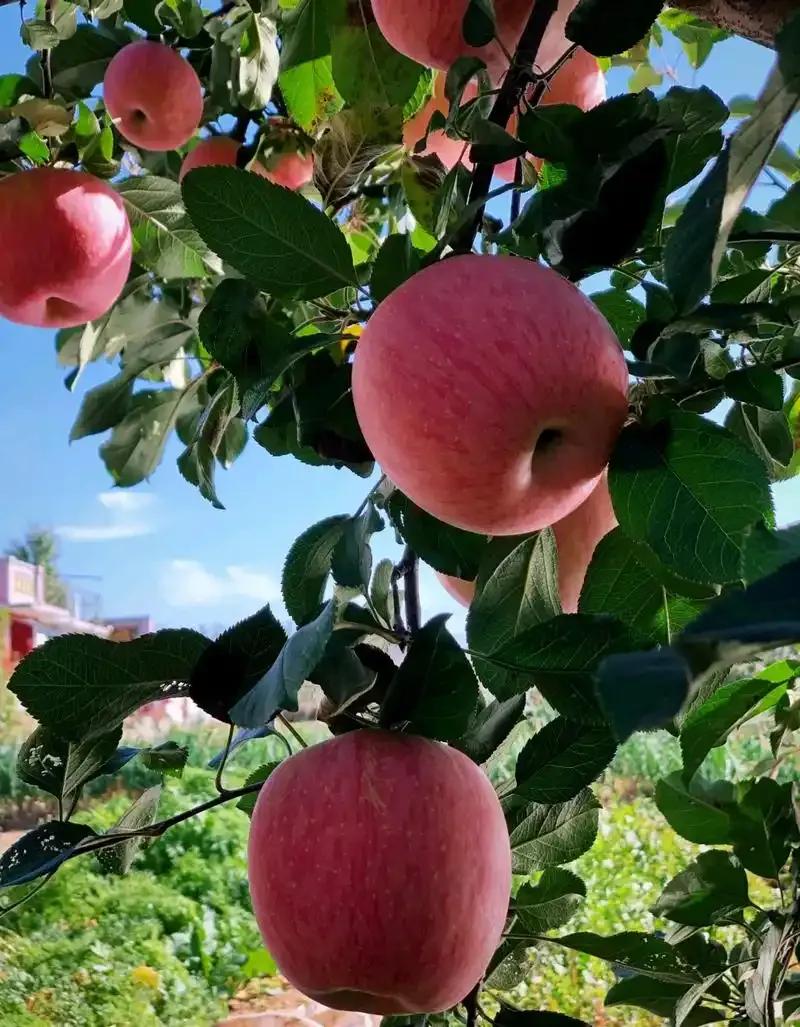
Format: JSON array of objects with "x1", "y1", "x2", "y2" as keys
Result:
[
  {"x1": 248, "y1": 730, "x2": 511, "y2": 1014},
  {"x1": 353, "y1": 255, "x2": 628, "y2": 535},
  {"x1": 437, "y1": 474, "x2": 617, "y2": 612},
  {"x1": 104, "y1": 40, "x2": 203, "y2": 151},
  {"x1": 0, "y1": 168, "x2": 132, "y2": 329},
  {"x1": 373, "y1": 0, "x2": 577, "y2": 82}
]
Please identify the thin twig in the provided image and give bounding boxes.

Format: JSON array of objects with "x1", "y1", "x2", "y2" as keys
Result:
[
  {"x1": 41, "y1": 0, "x2": 54, "y2": 98},
  {"x1": 392, "y1": 544, "x2": 421, "y2": 635},
  {"x1": 204, "y1": 0, "x2": 237, "y2": 22},
  {"x1": 453, "y1": 0, "x2": 559, "y2": 252},
  {"x1": 463, "y1": 982, "x2": 480, "y2": 1027},
  {"x1": 277, "y1": 712, "x2": 308, "y2": 749}
]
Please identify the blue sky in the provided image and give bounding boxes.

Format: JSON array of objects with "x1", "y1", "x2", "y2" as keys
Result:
[{"x1": 0, "y1": 17, "x2": 798, "y2": 633}]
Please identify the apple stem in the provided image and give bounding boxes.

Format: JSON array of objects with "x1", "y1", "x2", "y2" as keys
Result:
[{"x1": 453, "y1": 0, "x2": 560, "y2": 253}]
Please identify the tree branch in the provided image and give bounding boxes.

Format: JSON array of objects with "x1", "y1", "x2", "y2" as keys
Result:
[
  {"x1": 669, "y1": 0, "x2": 796, "y2": 48},
  {"x1": 454, "y1": 0, "x2": 559, "y2": 252}
]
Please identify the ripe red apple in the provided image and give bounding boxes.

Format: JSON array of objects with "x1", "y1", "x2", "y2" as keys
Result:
[
  {"x1": 437, "y1": 474, "x2": 617, "y2": 612},
  {"x1": 0, "y1": 168, "x2": 132, "y2": 329},
  {"x1": 104, "y1": 40, "x2": 203, "y2": 151},
  {"x1": 248, "y1": 730, "x2": 511, "y2": 1014},
  {"x1": 373, "y1": 0, "x2": 576, "y2": 82},
  {"x1": 353, "y1": 255, "x2": 628, "y2": 535},
  {"x1": 180, "y1": 135, "x2": 314, "y2": 189}
]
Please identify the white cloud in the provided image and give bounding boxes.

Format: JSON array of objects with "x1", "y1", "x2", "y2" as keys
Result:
[
  {"x1": 160, "y1": 560, "x2": 280, "y2": 608},
  {"x1": 57, "y1": 491, "x2": 156, "y2": 542}
]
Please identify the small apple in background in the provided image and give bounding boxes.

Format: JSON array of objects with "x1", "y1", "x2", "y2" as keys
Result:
[
  {"x1": 104, "y1": 40, "x2": 203, "y2": 151},
  {"x1": 0, "y1": 168, "x2": 132, "y2": 329},
  {"x1": 437, "y1": 474, "x2": 617, "y2": 612},
  {"x1": 353, "y1": 254, "x2": 629, "y2": 536},
  {"x1": 248, "y1": 730, "x2": 511, "y2": 1015},
  {"x1": 180, "y1": 133, "x2": 314, "y2": 189}
]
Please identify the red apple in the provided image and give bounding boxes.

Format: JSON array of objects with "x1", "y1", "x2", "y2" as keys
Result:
[
  {"x1": 262, "y1": 149, "x2": 314, "y2": 191},
  {"x1": 104, "y1": 40, "x2": 203, "y2": 152},
  {"x1": 373, "y1": 0, "x2": 576, "y2": 82},
  {"x1": 179, "y1": 136, "x2": 242, "y2": 182},
  {"x1": 0, "y1": 168, "x2": 132, "y2": 329},
  {"x1": 353, "y1": 255, "x2": 628, "y2": 535},
  {"x1": 180, "y1": 134, "x2": 314, "y2": 190},
  {"x1": 437, "y1": 474, "x2": 617, "y2": 612},
  {"x1": 248, "y1": 730, "x2": 511, "y2": 1014}
]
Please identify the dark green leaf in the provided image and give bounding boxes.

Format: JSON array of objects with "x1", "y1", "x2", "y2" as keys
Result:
[
  {"x1": 381, "y1": 615, "x2": 478, "y2": 741},
  {"x1": 279, "y1": 0, "x2": 346, "y2": 71},
  {"x1": 566, "y1": 0, "x2": 663, "y2": 57},
  {"x1": 230, "y1": 601, "x2": 336, "y2": 727},
  {"x1": 725, "y1": 366, "x2": 784, "y2": 411},
  {"x1": 655, "y1": 773, "x2": 732, "y2": 845},
  {"x1": 0, "y1": 822, "x2": 97, "y2": 888},
  {"x1": 513, "y1": 718, "x2": 616, "y2": 804},
  {"x1": 590, "y1": 290, "x2": 646, "y2": 346},
  {"x1": 190, "y1": 605, "x2": 288, "y2": 723},
  {"x1": 100, "y1": 387, "x2": 196, "y2": 487},
  {"x1": 10, "y1": 629, "x2": 209, "y2": 742},
  {"x1": 182, "y1": 167, "x2": 356, "y2": 300},
  {"x1": 467, "y1": 532, "x2": 560, "y2": 700},
  {"x1": 514, "y1": 868, "x2": 586, "y2": 933},
  {"x1": 744, "y1": 921, "x2": 782, "y2": 1024},
  {"x1": 554, "y1": 932, "x2": 700, "y2": 984},
  {"x1": 387, "y1": 492, "x2": 487, "y2": 579},
  {"x1": 371, "y1": 234, "x2": 423, "y2": 303},
  {"x1": 17, "y1": 725, "x2": 122, "y2": 809},
  {"x1": 331, "y1": 23, "x2": 424, "y2": 108},
  {"x1": 609, "y1": 410, "x2": 772, "y2": 584},
  {"x1": 596, "y1": 648, "x2": 693, "y2": 742},
  {"x1": 331, "y1": 503, "x2": 383, "y2": 591},
  {"x1": 495, "y1": 1010, "x2": 589, "y2": 1027},
  {"x1": 653, "y1": 850, "x2": 749, "y2": 926},
  {"x1": 462, "y1": 0, "x2": 495, "y2": 47},
  {"x1": 510, "y1": 788, "x2": 600, "y2": 872},
  {"x1": 731, "y1": 778, "x2": 798, "y2": 879},
  {"x1": 455, "y1": 694, "x2": 525, "y2": 764},
  {"x1": 605, "y1": 976, "x2": 708, "y2": 1020},
  {"x1": 282, "y1": 515, "x2": 350, "y2": 625},
  {"x1": 237, "y1": 763, "x2": 281, "y2": 817}
]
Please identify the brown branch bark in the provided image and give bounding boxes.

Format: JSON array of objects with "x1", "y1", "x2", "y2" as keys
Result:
[{"x1": 670, "y1": 0, "x2": 799, "y2": 48}]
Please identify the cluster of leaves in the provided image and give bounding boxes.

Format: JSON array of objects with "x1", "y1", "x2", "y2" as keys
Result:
[{"x1": 4, "y1": 0, "x2": 800, "y2": 1023}]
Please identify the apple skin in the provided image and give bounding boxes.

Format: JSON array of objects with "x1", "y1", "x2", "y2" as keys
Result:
[
  {"x1": 248, "y1": 730, "x2": 511, "y2": 1015},
  {"x1": 180, "y1": 135, "x2": 314, "y2": 189},
  {"x1": 353, "y1": 254, "x2": 628, "y2": 535},
  {"x1": 373, "y1": 0, "x2": 577, "y2": 82},
  {"x1": 104, "y1": 40, "x2": 203, "y2": 151},
  {"x1": 0, "y1": 168, "x2": 132, "y2": 329},
  {"x1": 437, "y1": 474, "x2": 617, "y2": 612}
]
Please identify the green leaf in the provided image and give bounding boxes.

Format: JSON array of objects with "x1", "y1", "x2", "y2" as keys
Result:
[
  {"x1": 371, "y1": 234, "x2": 424, "y2": 303},
  {"x1": 596, "y1": 647, "x2": 693, "y2": 742},
  {"x1": 510, "y1": 788, "x2": 600, "y2": 872},
  {"x1": 467, "y1": 532, "x2": 560, "y2": 700},
  {"x1": 658, "y1": 85, "x2": 728, "y2": 192},
  {"x1": 230, "y1": 601, "x2": 336, "y2": 727},
  {"x1": 178, "y1": 378, "x2": 241, "y2": 509},
  {"x1": 0, "y1": 74, "x2": 40, "y2": 106},
  {"x1": 681, "y1": 672, "x2": 795, "y2": 782},
  {"x1": 605, "y1": 975, "x2": 709, "y2": 1020},
  {"x1": 232, "y1": 12, "x2": 280, "y2": 109},
  {"x1": 580, "y1": 529, "x2": 706, "y2": 646},
  {"x1": 21, "y1": 19, "x2": 65, "y2": 50},
  {"x1": 182, "y1": 167, "x2": 356, "y2": 300},
  {"x1": 725, "y1": 366, "x2": 784, "y2": 411},
  {"x1": 554, "y1": 931, "x2": 699, "y2": 984},
  {"x1": 494, "y1": 1010, "x2": 590, "y2": 1027},
  {"x1": 655, "y1": 772, "x2": 732, "y2": 845},
  {"x1": 387, "y1": 493, "x2": 487, "y2": 579},
  {"x1": 314, "y1": 105, "x2": 402, "y2": 209},
  {"x1": 100, "y1": 387, "x2": 197, "y2": 487},
  {"x1": 279, "y1": 0, "x2": 346, "y2": 71},
  {"x1": 331, "y1": 503, "x2": 383, "y2": 591},
  {"x1": 455, "y1": 694, "x2": 525, "y2": 765},
  {"x1": 279, "y1": 55, "x2": 343, "y2": 135},
  {"x1": 381, "y1": 615, "x2": 478, "y2": 741},
  {"x1": 190, "y1": 605, "x2": 288, "y2": 724},
  {"x1": 369, "y1": 558, "x2": 396, "y2": 628},
  {"x1": 664, "y1": 19, "x2": 800, "y2": 312},
  {"x1": 652, "y1": 850, "x2": 750, "y2": 926},
  {"x1": 141, "y1": 741, "x2": 188, "y2": 778},
  {"x1": 17, "y1": 724, "x2": 122, "y2": 809},
  {"x1": 331, "y1": 23, "x2": 424, "y2": 108},
  {"x1": 743, "y1": 522, "x2": 800, "y2": 585},
  {"x1": 97, "y1": 786, "x2": 161, "y2": 876},
  {"x1": 117, "y1": 176, "x2": 221, "y2": 280},
  {"x1": 590, "y1": 290, "x2": 646, "y2": 346},
  {"x1": 609, "y1": 410, "x2": 772, "y2": 584},
  {"x1": 566, "y1": 0, "x2": 664, "y2": 57},
  {"x1": 33, "y1": 25, "x2": 128, "y2": 100},
  {"x1": 237, "y1": 763, "x2": 281, "y2": 817},
  {"x1": 282, "y1": 515, "x2": 350, "y2": 625},
  {"x1": 485, "y1": 614, "x2": 633, "y2": 724},
  {"x1": 514, "y1": 868, "x2": 586, "y2": 933},
  {"x1": 731, "y1": 778, "x2": 798, "y2": 879},
  {"x1": 512, "y1": 718, "x2": 617, "y2": 804},
  {"x1": 0, "y1": 822, "x2": 97, "y2": 889},
  {"x1": 9, "y1": 629, "x2": 209, "y2": 742}
]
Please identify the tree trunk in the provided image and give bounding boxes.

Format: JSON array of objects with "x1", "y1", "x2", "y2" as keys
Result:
[{"x1": 671, "y1": 0, "x2": 799, "y2": 48}]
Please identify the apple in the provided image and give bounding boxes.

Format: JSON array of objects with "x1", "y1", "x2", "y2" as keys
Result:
[
  {"x1": 104, "y1": 40, "x2": 203, "y2": 151},
  {"x1": 248, "y1": 729, "x2": 511, "y2": 1014},
  {"x1": 373, "y1": 0, "x2": 577, "y2": 82},
  {"x1": 437, "y1": 474, "x2": 617, "y2": 612},
  {"x1": 0, "y1": 168, "x2": 132, "y2": 329},
  {"x1": 180, "y1": 134, "x2": 314, "y2": 189},
  {"x1": 353, "y1": 254, "x2": 629, "y2": 535}
]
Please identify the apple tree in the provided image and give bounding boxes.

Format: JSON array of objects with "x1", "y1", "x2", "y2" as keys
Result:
[{"x1": 2, "y1": 0, "x2": 800, "y2": 1023}]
